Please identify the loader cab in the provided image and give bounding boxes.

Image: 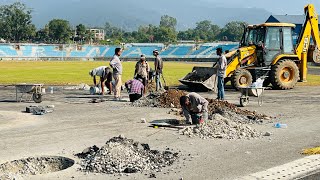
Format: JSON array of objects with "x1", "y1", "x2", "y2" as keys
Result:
[
  {"x1": 241, "y1": 23, "x2": 296, "y2": 66},
  {"x1": 264, "y1": 24, "x2": 295, "y2": 65}
]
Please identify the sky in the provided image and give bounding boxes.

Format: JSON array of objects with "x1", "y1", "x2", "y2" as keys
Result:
[
  {"x1": 203, "y1": 0, "x2": 320, "y2": 15},
  {"x1": 0, "y1": 0, "x2": 319, "y2": 15}
]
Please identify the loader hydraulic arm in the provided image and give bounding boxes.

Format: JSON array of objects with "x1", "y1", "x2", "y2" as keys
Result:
[
  {"x1": 295, "y1": 4, "x2": 320, "y2": 81},
  {"x1": 296, "y1": 4, "x2": 320, "y2": 57}
]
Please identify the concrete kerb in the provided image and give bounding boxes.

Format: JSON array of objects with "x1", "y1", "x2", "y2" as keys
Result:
[{"x1": 237, "y1": 155, "x2": 320, "y2": 180}]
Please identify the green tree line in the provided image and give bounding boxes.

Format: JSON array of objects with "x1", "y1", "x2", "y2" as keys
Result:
[{"x1": 0, "y1": 2, "x2": 248, "y2": 44}]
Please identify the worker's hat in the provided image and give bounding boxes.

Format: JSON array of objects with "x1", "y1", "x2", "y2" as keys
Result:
[{"x1": 153, "y1": 49, "x2": 159, "y2": 54}]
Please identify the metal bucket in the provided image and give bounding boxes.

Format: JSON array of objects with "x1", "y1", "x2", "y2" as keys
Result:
[{"x1": 89, "y1": 86, "x2": 101, "y2": 95}]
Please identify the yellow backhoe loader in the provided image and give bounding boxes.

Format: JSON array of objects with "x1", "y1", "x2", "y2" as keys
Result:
[{"x1": 180, "y1": 4, "x2": 320, "y2": 90}]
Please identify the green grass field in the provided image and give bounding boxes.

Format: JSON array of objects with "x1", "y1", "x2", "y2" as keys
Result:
[
  {"x1": 0, "y1": 61, "x2": 319, "y2": 86},
  {"x1": 0, "y1": 61, "x2": 212, "y2": 86}
]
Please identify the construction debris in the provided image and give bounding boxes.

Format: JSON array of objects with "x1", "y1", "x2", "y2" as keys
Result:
[
  {"x1": 134, "y1": 89, "x2": 269, "y2": 121},
  {"x1": 76, "y1": 135, "x2": 179, "y2": 175},
  {"x1": 133, "y1": 90, "x2": 272, "y2": 140},
  {"x1": 181, "y1": 114, "x2": 262, "y2": 139},
  {"x1": 25, "y1": 105, "x2": 54, "y2": 115},
  {"x1": 133, "y1": 89, "x2": 186, "y2": 108}
]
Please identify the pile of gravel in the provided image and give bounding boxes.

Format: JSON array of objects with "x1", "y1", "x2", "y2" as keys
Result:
[
  {"x1": 181, "y1": 113, "x2": 262, "y2": 139},
  {"x1": 76, "y1": 135, "x2": 179, "y2": 174}
]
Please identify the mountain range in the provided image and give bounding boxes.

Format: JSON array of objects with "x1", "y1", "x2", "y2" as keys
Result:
[{"x1": 0, "y1": 0, "x2": 272, "y2": 30}]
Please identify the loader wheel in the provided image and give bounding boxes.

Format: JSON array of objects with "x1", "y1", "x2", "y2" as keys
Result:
[
  {"x1": 270, "y1": 59, "x2": 299, "y2": 90},
  {"x1": 231, "y1": 69, "x2": 252, "y2": 90}
]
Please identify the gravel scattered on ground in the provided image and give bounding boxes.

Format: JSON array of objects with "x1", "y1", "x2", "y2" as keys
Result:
[
  {"x1": 76, "y1": 135, "x2": 179, "y2": 175},
  {"x1": 181, "y1": 114, "x2": 262, "y2": 139}
]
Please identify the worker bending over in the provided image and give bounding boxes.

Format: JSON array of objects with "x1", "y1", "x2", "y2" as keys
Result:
[
  {"x1": 89, "y1": 66, "x2": 113, "y2": 95},
  {"x1": 180, "y1": 92, "x2": 209, "y2": 124},
  {"x1": 125, "y1": 77, "x2": 145, "y2": 102}
]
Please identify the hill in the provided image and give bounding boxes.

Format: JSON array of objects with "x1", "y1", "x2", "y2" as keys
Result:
[{"x1": 0, "y1": 0, "x2": 272, "y2": 30}]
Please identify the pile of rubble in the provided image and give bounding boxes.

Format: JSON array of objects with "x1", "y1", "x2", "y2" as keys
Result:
[
  {"x1": 206, "y1": 99, "x2": 269, "y2": 122},
  {"x1": 134, "y1": 89, "x2": 269, "y2": 121},
  {"x1": 133, "y1": 89, "x2": 186, "y2": 108},
  {"x1": 181, "y1": 114, "x2": 262, "y2": 139},
  {"x1": 76, "y1": 135, "x2": 179, "y2": 175}
]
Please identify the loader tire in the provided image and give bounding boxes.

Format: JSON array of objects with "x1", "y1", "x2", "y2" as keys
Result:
[
  {"x1": 270, "y1": 59, "x2": 299, "y2": 90},
  {"x1": 231, "y1": 69, "x2": 252, "y2": 90}
]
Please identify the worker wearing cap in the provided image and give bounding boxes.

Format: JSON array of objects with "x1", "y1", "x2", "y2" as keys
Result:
[
  {"x1": 110, "y1": 47, "x2": 123, "y2": 100},
  {"x1": 216, "y1": 47, "x2": 227, "y2": 100},
  {"x1": 89, "y1": 66, "x2": 113, "y2": 95},
  {"x1": 125, "y1": 77, "x2": 144, "y2": 102},
  {"x1": 180, "y1": 92, "x2": 209, "y2": 125},
  {"x1": 134, "y1": 54, "x2": 150, "y2": 94},
  {"x1": 153, "y1": 49, "x2": 163, "y2": 91}
]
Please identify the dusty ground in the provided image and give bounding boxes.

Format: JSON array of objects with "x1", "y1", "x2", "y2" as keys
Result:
[{"x1": 0, "y1": 85, "x2": 319, "y2": 180}]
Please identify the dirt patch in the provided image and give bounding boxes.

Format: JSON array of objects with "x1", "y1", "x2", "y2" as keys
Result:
[
  {"x1": 133, "y1": 89, "x2": 186, "y2": 108},
  {"x1": 0, "y1": 156, "x2": 74, "y2": 179},
  {"x1": 76, "y1": 135, "x2": 179, "y2": 175}
]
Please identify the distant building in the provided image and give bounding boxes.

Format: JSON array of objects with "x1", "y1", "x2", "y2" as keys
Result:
[{"x1": 88, "y1": 28, "x2": 105, "y2": 41}]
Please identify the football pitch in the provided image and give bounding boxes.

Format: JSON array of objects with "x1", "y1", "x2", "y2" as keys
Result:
[
  {"x1": 0, "y1": 61, "x2": 212, "y2": 86},
  {"x1": 0, "y1": 61, "x2": 319, "y2": 86}
]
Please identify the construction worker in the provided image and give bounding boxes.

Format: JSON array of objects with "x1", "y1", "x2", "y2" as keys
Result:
[
  {"x1": 125, "y1": 77, "x2": 144, "y2": 102},
  {"x1": 180, "y1": 92, "x2": 209, "y2": 125},
  {"x1": 89, "y1": 66, "x2": 112, "y2": 95},
  {"x1": 110, "y1": 47, "x2": 123, "y2": 100},
  {"x1": 153, "y1": 49, "x2": 163, "y2": 91},
  {"x1": 216, "y1": 47, "x2": 227, "y2": 100},
  {"x1": 134, "y1": 54, "x2": 150, "y2": 94}
]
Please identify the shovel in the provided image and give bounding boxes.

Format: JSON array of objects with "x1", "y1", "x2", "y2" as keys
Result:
[{"x1": 161, "y1": 73, "x2": 169, "y2": 90}]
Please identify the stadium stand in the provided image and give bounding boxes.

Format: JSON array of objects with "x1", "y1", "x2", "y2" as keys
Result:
[
  {"x1": 0, "y1": 44, "x2": 18, "y2": 57},
  {"x1": 0, "y1": 43, "x2": 238, "y2": 59}
]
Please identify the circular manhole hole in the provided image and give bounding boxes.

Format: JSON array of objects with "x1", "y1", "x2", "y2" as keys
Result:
[{"x1": 0, "y1": 156, "x2": 74, "y2": 176}]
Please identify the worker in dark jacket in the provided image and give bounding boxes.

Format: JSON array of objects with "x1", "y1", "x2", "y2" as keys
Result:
[{"x1": 180, "y1": 92, "x2": 209, "y2": 124}]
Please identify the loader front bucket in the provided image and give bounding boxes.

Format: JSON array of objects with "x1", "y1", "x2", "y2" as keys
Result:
[{"x1": 179, "y1": 66, "x2": 217, "y2": 91}]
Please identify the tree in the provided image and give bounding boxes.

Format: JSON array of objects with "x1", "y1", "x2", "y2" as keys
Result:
[
  {"x1": 218, "y1": 21, "x2": 247, "y2": 41},
  {"x1": 34, "y1": 25, "x2": 49, "y2": 43},
  {"x1": 0, "y1": 2, "x2": 36, "y2": 42},
  {"x1": 177, "y1": 29, "x2": 194, "y2": 40},
  {"x1": 193, "y1": 20, "x2": 221, "y2": 41},
  {"x1": 76, "y1": 24, "x2": 86, "y2": 43},
  {"x1": 154, "y1": 26, "x2": 176, "y2": 43},
  {"x1": 159, "y1": 15, "x2": 177, "y2": 31},
  {"x1": 48, "y1": 19, "x2": 72, "y2": 43},
  {"x1": 104, "y1": 22, "x2": 123, "y2": 39},
  {"x1": 85, "y1": 30, "x2": 95, "y2": 44}
]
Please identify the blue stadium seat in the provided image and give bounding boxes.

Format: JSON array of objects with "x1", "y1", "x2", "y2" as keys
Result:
[
  {"x1": 190, "y1": 46, "x2": 210, "y2": 55},
  {"x1": 0, "y1": 45, "x2": 18, "y2": 57}
]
